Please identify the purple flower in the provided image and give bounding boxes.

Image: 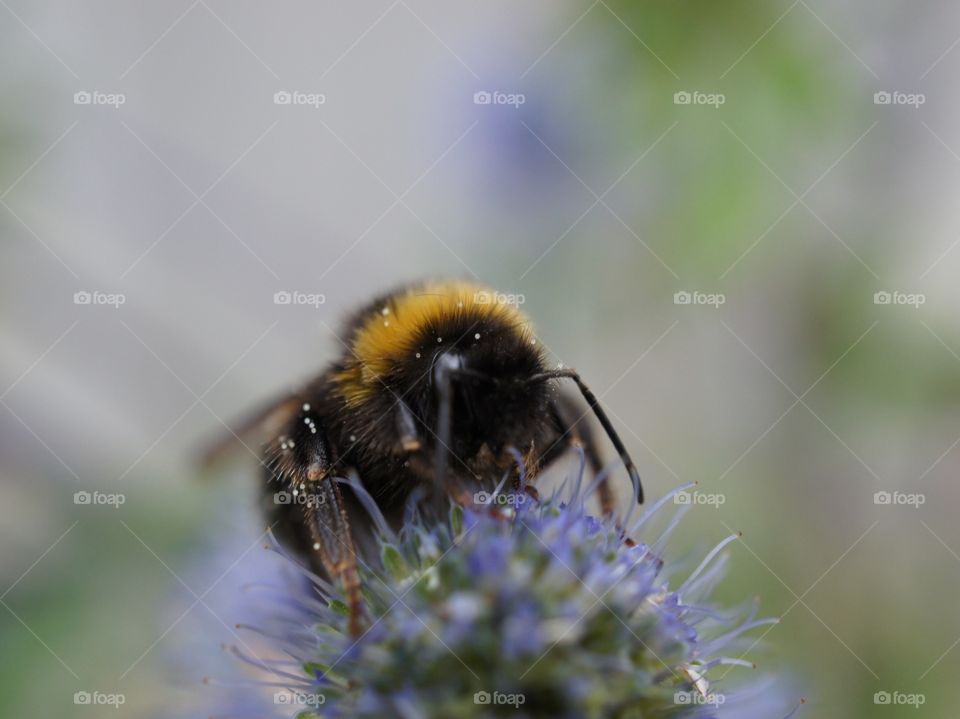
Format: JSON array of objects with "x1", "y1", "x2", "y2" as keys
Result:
[{"x1": 224, "y1": 470, "x2": 801, "y2": 718}]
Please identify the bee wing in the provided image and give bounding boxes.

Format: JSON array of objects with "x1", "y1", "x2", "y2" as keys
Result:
[{"x1": 196, "y1": 394, "x2": 302, "y2": 472}]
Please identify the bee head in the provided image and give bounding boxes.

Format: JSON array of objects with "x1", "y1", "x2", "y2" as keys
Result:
[
  {"x1": 333, "y1": 280, "x2": 553, "y2": 463},
  {"x1": 407, "y1": 320, "x2": 549, "y2": 453}
]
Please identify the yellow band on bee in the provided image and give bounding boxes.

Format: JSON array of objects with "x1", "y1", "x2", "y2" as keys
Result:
[{"x1": 333, "y1": 281, "x2": 534, "y2": 406}]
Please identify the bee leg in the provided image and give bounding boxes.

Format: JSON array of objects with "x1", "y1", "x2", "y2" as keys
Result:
[
  {"x1": 546, "y1": 395, "x2": 617, "y2": 516},
  {"x1": 281, "y1": 428, "x2": 365, "y2": 637},
  {"x1": 301, "y1": 467, "x2": 365, "y2": 636}
]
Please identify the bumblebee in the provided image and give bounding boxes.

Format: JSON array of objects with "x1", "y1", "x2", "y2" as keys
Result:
[{"x1": 202, "y1": 280, "x2": 642, "y2": 636}]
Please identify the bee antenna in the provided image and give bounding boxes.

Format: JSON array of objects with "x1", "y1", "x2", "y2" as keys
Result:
[{"x1": 529, "y1": 369, "x2": 644, "y2": 504}]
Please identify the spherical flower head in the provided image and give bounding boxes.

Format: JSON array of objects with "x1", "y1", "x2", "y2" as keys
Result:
[{"x1": 237, "y1": 477, "x2": 799, "y2": 719}]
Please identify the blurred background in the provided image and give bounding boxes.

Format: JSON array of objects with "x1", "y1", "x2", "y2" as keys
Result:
[{"x1": 2, "y1": 1, "x2": 959, "y2": 716}]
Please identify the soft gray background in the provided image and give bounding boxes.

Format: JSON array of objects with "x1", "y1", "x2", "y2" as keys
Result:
[{"x1": 2, "y1": 2, "x2": 960, "y2": 717}]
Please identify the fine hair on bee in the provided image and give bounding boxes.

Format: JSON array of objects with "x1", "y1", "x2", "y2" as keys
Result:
[{"x1": 200, "y1": 280, "x2": 644, "y2": 637}]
